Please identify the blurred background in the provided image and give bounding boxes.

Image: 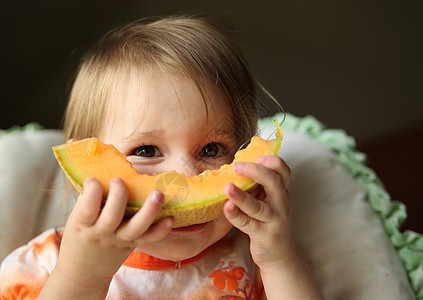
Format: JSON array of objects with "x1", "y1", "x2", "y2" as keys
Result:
[{"x1": 1, "y1": 1, "x2": 422, "y2": 232}]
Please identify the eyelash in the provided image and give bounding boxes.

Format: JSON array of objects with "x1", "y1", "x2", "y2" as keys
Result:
[
  {"x1": 130, "y1": 144, "x2": 161, "y2": 158},
  {"x1": 199, "y1": 142, "x2": 227, "y2": 158},
  {"x1": 130, "y1": 142, "x2": 230, "y2": 159}
]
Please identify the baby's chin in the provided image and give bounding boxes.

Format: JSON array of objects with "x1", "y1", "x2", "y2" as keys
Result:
[
  {"x1": 135, "y1": 242, "x2": 208, "y2": 262},
  {"x1": 135, "y1": 217, "x2": 233, "y2": 261},
  {"x1": 134, "y1": 234, "x2": 212, "y2": 262}
]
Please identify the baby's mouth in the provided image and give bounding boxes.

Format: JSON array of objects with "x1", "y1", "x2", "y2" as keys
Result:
[{"x1": 171, "y1": 222, "x2": 208, "y2": 233}]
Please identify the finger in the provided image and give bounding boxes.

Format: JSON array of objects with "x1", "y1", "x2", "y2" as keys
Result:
[
  {"x1": 250, "y1": 185, "x2": 265, "y2": 200},
  {"x1": 224, "y1": 183, "x2": 272, "y2": 223},
  {"x1": 256, "y1": 155, "x2": 291, "y2": 187},
  {"x1": 233, "y1": 161, "x2": 287, "y2": 199},
  {"x1": 72, "y1": 177, "x2": 103, "y2": 226},
  {"x1": 117, "y1": 190, "x2": 166, "y2": 241},
  {"x1": 223, "y1": 199, "x2": 261, "y2": 234},
  {"x1": 133, "y1": 217, "x2": 174, "y2": 245},
  {"x1": 96, "y1": 178, "x2": 128, "y2": 233}
]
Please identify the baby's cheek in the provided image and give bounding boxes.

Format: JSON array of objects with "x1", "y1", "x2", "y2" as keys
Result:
[
  {"x1": 126, "y1": 158, "x2": 161, "y2": 175},
  {"x1": 210, "y1": 215, "x2": 234, "y2": 238}
]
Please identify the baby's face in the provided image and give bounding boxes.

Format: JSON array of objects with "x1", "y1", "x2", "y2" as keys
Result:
[{"x1": 99, "y1": 69, "x2": 236, "y2": 261}]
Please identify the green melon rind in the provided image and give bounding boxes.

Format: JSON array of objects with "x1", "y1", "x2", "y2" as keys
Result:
[
  {"x1": 125, "y1": 182, "x2": 259, "y2": 228},
  {"x1": 54, "y1": 120, "x2": 282, "y2": 208},
  {"x1": 124, "y1": 120, "x2": 282, "y2": 210},
  {"x1": 125, "y1": 179, "x2": 257, "y2": 211},
  {"x1": 53, "y1": 121, "x2": 282, "y2": 227},
  {"x1": 53, "y1": 147, "x2": 84, "y2": 194},
  {"x1": 53, "y1": 146, "x2": 257, "y2": 210}
]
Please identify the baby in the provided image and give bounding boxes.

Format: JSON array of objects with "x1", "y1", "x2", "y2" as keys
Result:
[{"x1": 0, "y1": 16, "x2": 323, "y2": 299}]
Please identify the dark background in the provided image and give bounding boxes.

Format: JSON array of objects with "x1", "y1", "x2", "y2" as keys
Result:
[{"x1": 1, "y1": 1, "x2": 422, "y2": 233}]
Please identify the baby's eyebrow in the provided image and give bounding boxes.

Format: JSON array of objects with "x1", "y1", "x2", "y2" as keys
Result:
[
  {"x1": 214, "y1": 126, "x2": 233, "y2": 134},
  {"x1": 127, "y1": 129, "x2": 165, "y2": 140},
  {"x1": 205, "y1": 124, "x2": 236, "y2": 141},
  {"x1": 211, "y1": 122, "x2": 235, "y2": 134}
]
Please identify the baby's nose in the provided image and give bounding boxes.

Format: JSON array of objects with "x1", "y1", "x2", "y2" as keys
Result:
[{"x1": 171, "y1": 156, "x2": 204, "y2": 177}]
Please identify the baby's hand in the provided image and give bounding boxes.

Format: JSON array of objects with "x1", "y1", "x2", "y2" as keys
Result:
[
  {"x1": 223, "y1": 155, "x2": 293, "y2": 269},
  {"x1": 42, "y1": 177, "x2": 173, "y2": 299}
]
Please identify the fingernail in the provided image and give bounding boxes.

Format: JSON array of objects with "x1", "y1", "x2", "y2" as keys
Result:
[
  {"x1": 256, "y1": 156, "x2": 267, "y2": 164},
  {"x1": 226, "y1": 201, "x2": 238, "y2": 215},
  {"x1": 111, "y1": 177, "x2": 122, "y2": 184},
  {"x1": 166, "y1": 218, "x2": 174, "y2": 229},
  {"x1": 152, "y1": 190, "x2": 164, "y2": 204},
  {"x1": 83, "y1": 177, "x2": 95, "y2": 187},
  {"x1": 233, "y1": 163, "x2": 244, "y2": 172},
  {"x1": 227, "y1": 183, "x2": 239, "y2": 195}
]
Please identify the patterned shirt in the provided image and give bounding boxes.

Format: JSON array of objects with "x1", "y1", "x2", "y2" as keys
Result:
[{"x1": 0, "y1": 228, "x2": 263, "y2": 299}]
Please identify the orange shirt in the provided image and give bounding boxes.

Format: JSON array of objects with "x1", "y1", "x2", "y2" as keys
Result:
[{"x1": 0, "y1": 228, "x2": 263, "y2": 299}]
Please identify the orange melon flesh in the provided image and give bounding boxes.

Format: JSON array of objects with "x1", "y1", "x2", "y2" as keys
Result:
[{"x1": 53, "y1": 121, "x2": 283, "y2": 227}]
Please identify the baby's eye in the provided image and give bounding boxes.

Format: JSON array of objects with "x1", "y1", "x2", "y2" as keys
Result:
[
  {"x1": 200, "y1": 143, "x2": 226, "y2": 158},
  {"x1": 133, "y1": 145, "x2": 162, "y2": 158}
]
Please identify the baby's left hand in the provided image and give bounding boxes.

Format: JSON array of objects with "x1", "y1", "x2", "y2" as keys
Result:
[{"x1": 223, "y1": 155, "x2": 293, "y2": 268}]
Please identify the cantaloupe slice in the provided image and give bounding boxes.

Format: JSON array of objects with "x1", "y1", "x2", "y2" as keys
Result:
[{"x1": 53, "y1": 121, "x2": 283, "y2": 227}]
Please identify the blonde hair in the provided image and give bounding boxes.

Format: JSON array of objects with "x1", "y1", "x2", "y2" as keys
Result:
[{"x1": 64, "y1": 15, "x2": 276, "y2": 147}]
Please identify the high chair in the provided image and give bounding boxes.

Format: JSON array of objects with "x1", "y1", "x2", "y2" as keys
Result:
[{"x1": 0, "y1": 114, "x2": 421, "y2": 300}]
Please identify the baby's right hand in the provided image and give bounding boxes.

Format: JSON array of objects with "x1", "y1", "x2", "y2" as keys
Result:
[{"x1": 40, "y1": 177, "x2": 173, "y2": 299}]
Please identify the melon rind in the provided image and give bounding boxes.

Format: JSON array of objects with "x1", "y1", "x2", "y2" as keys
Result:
[{"x1": 53, "y1": 120, "x2": 283, "y2": 227}]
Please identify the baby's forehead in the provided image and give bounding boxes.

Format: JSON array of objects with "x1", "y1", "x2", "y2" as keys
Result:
[
  {"x1": 100, "y1": 69, "x2": 235, "y2": 139},
  {"x1": 202, "y1": 116, "x2": 238, "y2": 140}
]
